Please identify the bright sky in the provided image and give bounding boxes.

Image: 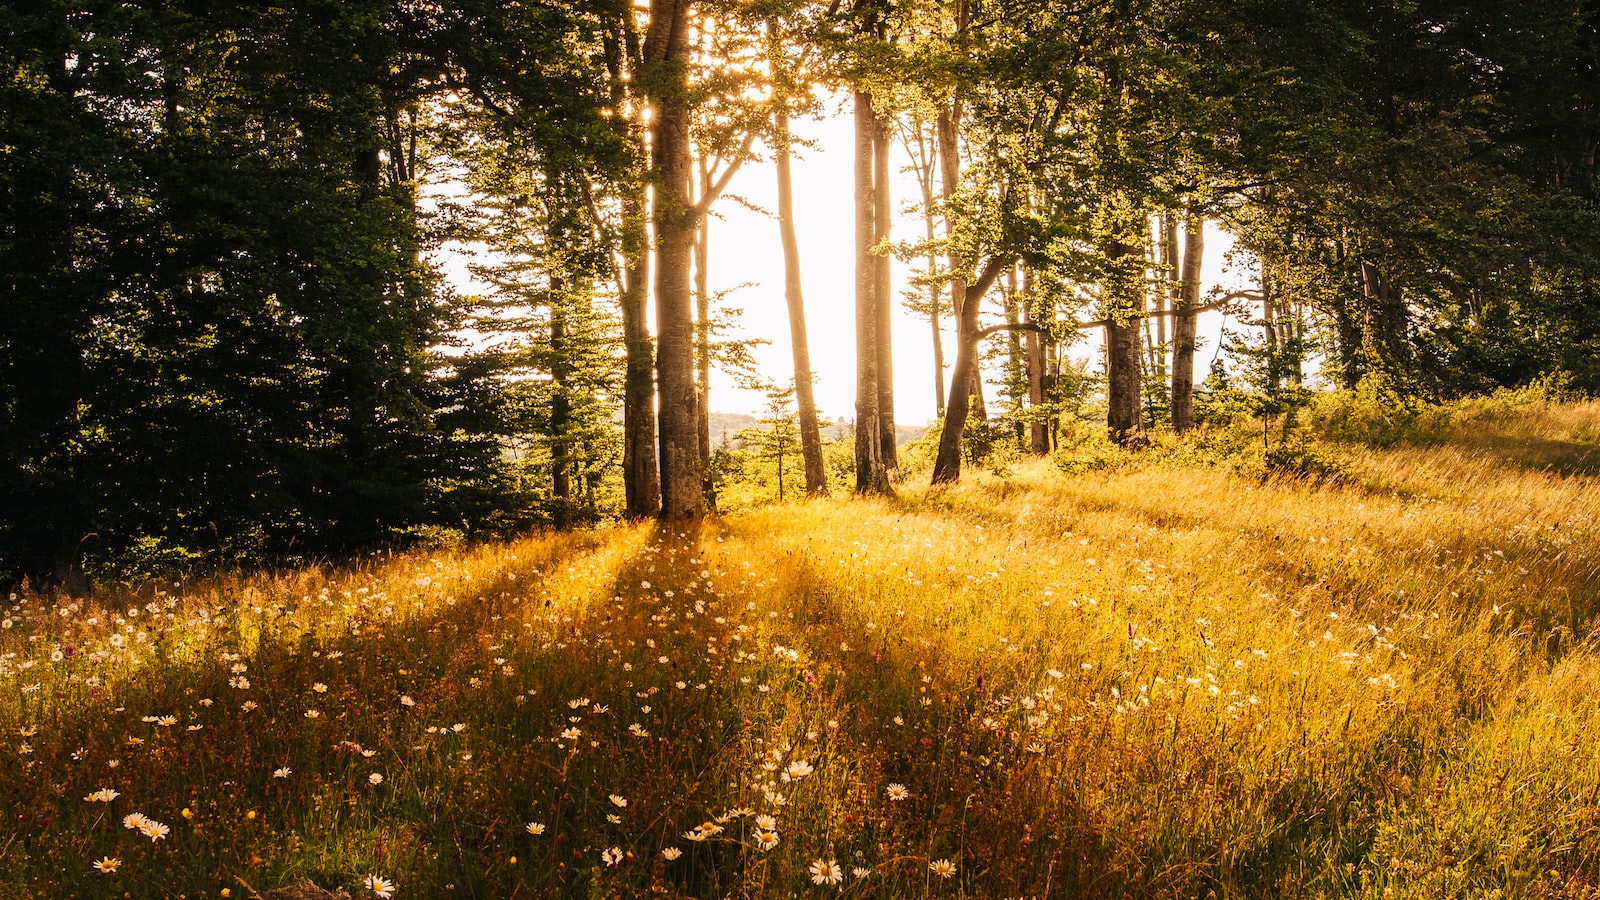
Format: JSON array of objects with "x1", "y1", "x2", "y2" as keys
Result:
[
  {"x1": 700, "y1": 105, "x2": 1253, "y2": 423},
  {"x1": 434, "y1": 100, "x2": 1257, "y2": 424}
]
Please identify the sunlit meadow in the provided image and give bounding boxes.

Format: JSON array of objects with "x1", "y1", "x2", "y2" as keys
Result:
[{"x1": 5, "y1": 400, "x2": 1600, "y2": 899}]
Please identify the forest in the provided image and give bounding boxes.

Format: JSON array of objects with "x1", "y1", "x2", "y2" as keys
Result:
[
  {"x1": 3, "y1": 2, "x2": 1598, "y2": 583},
  {"x1": 7, "y1": 4, "x2": 1600, "y2": 897}
]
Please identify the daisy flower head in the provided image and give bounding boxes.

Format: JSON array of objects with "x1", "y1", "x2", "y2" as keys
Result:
[
  {"x1": 368, "y1": 772, "x2": 384, "y2": 786},
  {"x1": 885, "y1": 783, "x2": 910, "y2": 801},
  {"x1": 661, "y1": 846, "x2": 682, "y2": 860},
  {"x1": 601, "y1": 846, "x2": 622, "y2": 866},
  {"x1": 138, "y1": 818, "x2": 170, "y2": 841},
  {"x1": 808, "y1": 859, "x2": 844, "y2": 885},
  {"x1": 92, "y1": 856, "x2": 121, "y2": 873},
  {"x1": 84, "y1": 788, "x2": 120, "y2": 803},
  {"x1": 754, "y1": 814, "x2": 777, "y2": 830},
  {"x1": 784, "y1": 760, "x2": 814, "y2": 781},
  {"x1": 364, "y1": 873, "x2": 397, "y2": 898},
  {"x1": 273, "y1": 767, "x2": 292, "y2": 778},
  {"x1": 929, "y1": 858, "x2": 957, "y2": 878},
  {"x1": 609, "y1": 793, "x2": 627, "y2": 807},
  {"x1": 122, "y1": 812, "x2": 149, "y2": 830},
  {"x1": 754, "y1": 830, "x2": 779, "y2": 851}
]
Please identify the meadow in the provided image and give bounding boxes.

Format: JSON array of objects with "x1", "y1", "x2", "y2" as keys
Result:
[{"x1": 5, "y1": 398, "x2": 1600, "y2": 899}]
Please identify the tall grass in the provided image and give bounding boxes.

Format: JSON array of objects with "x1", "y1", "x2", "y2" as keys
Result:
[{"x1": 3, "y1": 401, "x2": 1599, "y2": 898}]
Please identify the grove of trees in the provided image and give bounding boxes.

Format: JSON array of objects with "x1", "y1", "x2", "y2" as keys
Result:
[{"x1": 4, "y1": 0, "x2": 1597, "y2": 587}]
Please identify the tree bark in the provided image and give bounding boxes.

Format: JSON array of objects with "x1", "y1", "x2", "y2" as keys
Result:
[
  {"x1": 1104, "y1": 234, "x2": 1145, "y2": 445},
  {"x1": 930, "y1": 258, "x2": 1012, "y2": 484},
  {"x1": 550, "y1": 274, "x2": 572, "y2": 528},
  {"x1": 1002, "y1": 264, "x2": 1027, "y2": 445},
  {"x1": 620, "y1": 183, "x2": 660, "y2": 518},
  {"x1": 1171, "y1": 210, "x2": 1204, "y2": 434},
  {"x1": 854, "y1": 91, "x2": 890, "y2": 494},
  {"x1": 1023, "y1": 267, "x2": 1048, "y2": 454},
  {"x1": 693, "y1": 163, "x2": 714, "y2": 508},
  {"x1": 872, "y1": 111, "x2": 897, "y2": 473},
  {"x1": 644, "y1": 0, "x2": 703, "y2": 519},
  {"x1": 773, "y1": 101, "x2": 828, "y2": 496}
]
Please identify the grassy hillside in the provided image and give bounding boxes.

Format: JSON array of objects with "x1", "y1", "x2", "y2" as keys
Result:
[{"x1": 4, "y1": 400, "x2": 1600, "y2": 899}]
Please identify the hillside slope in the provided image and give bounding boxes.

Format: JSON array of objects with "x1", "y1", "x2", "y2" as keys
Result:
[{"x1": 4, "y1": 402, "x2": 1600, "y2": 898}]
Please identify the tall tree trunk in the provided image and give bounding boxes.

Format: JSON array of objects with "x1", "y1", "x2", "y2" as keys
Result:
[
  {"x1": 773, "y1": 100, "x2": 828, "y2": 496},
  {"x1": 930, "y1": 259, "x2": 1010, "y2": 484},
  {"x1": 1171, "y1": 210, "x2": 1204, "y2": 434},
  {"x1": 644, "y1": 0, "x2": 702, "y2": 519},
  {"x1": 620, "y1": 184, "x2": 660, "y2": 517},
  {"x1": 605, "y1": 18, "x2": 659, "y2": 519},
  {"x1": 550, "y1": 275, "x2": 572, "y2": 529},
  {"x1": 1154, "y1": 213, "x2": 1172, "y2": 380},
  {"x1": 1003, "y1": 265, "x2": 1027, "y2": 446},
  {"x1": 1023, "y1": 267, "x2": 1048, "y2": 454},
  {"x1": 1104, "y1": 233, "x2": 1144, "y2": 445},
  {"x1": 937, "y1": 103, "x2": 988, "y2": 455},
  {"x1": 693, "y1": 165, "x2": 715, "y2": 508},
  {"x1": 854, "y1": 91, "x2": 889, "y2": 493},
  {"x1": 872, "y1": 111, "x2": 897, "y2": 473}
]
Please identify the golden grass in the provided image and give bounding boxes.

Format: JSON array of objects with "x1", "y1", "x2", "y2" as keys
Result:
[{"x1": 3, "y1": 401, "x2": 1600, "y2": 898}]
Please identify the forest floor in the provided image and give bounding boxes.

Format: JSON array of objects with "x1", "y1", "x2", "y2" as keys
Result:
[{"x1": 5, "y1": 399, "x2": 1600, "y2": 899}]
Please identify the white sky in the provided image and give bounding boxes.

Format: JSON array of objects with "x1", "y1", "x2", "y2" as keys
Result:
[
  {"x1": 702, "y1": 107, "x2": 1255, "y2": 422},
  {"x1": 436, "y1": 101, "x2": 1257, "y2": 424}
]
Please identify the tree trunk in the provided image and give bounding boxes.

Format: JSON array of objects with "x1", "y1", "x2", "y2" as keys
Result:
[
  {"x1": 550, "y1": 275, "x2": 572, "y2": 528},
  {"x1": 773, "y1": 101, "x2": 828, "y2": 496},
  {"x1": 1104, "y1": 234, "x2": 1144, "y2": 445},
  {"x1": 620, "y1": 183, "x2": 660, "y2": 518},
  {"x1": 854, "y1": 91, "x2": 890, "y2": 494},
  {"x1": 872, "y1": 111, "x2": 897, "y2": 473},
  {"x1": 930, "y1": 259, "x2": 1011, "y2": 483},
  {"x1": 693, "y1": 166, "x2": 715, "y2": 508},
  {"x1": 1003, "y1": 264, "x2": 1027, "y2": 446},
  {"x1": 1154, "y1": 213, "x2": 1172, "y2": 380},
  {"x1": 1171, "y1": 210, "x2": 1204, "y2": 434},
  {"x1": 645, "y1": 0, "x2": 702, "y2": 519},
  {"x1": 1023, "y1": 267, "x2": 1048, "y2": 454}
]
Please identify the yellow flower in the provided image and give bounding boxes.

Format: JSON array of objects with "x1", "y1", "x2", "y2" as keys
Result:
[{"x1": 92, "y1": 856, "x2": 120, "y2": 873}]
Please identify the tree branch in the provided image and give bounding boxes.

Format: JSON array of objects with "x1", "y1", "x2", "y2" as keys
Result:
[{"x1": 1074, "y1": 292, "x2": 1253, "y2": 329}]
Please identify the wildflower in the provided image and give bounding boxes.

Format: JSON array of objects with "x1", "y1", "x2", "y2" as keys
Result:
[
  {"x1": 138, "y1": 819, "x2": 171, "y2": 841},
  {"x1": 561, "y1": 727, "x2": 581, "y2": 741},
  {"x1": 754, "y1": 814, "x2": 777, "y2": 830},
  {"x1": 609, "y1": 793, "x2": 627, "y2": 807},
  {"x1": 241, "y1": 700, "x2": 258, "y2": 712},
  {"x1": 84, "y1": 788, "x2": 120, "y2": 803},
  {"x1": 312, "y1": 682, "x2": 328, "y2": 693},
  {"x1": 526, "y1": 822, "x2": 546, "y2": 835},
  {"x1": 601, "y1": 846, "x2": 622, "y2": 866},
  {"x1": 400, "y1": 695, "x2": 415, "y2": 707},
  {"x1": 368, "y1": 773, "x2": 384, "y2": 786},
  {"x1": 808, "y1": 859, "x2": 844, "y2": 885},
  {"x1": 273, "y1": 767, "x2": 292, "y2": 778},
  {"x1": 784, "y1": 760, "x2": 814, "y2": 780},
  {"x1": 364, "y1": 874, "x2": 397, "y2": 898},
  {"x1": 304, "y1": 709, "x2": 320, "y2": 719},
  {"x1": 92, "y1": 856, "x2": 120, "y2": 873},
  {"x1": 607, "y1": 814, "x2": 622, "y2": 824},
  {"x1": 852, "y1": 867, "x2": 871, "y2": 879},
  {"x1": 122, "y1": 812, "x2": 149, "y2": 830},
  {"x1": 929, "y1": 859, "x2": 957, "y2": 878},
  {"x1": 661, "y1": 847, "x2": 682, "y2": 860},
  {"x1": 754, "y1": 830, "x2": 780, "y2": 851}
]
